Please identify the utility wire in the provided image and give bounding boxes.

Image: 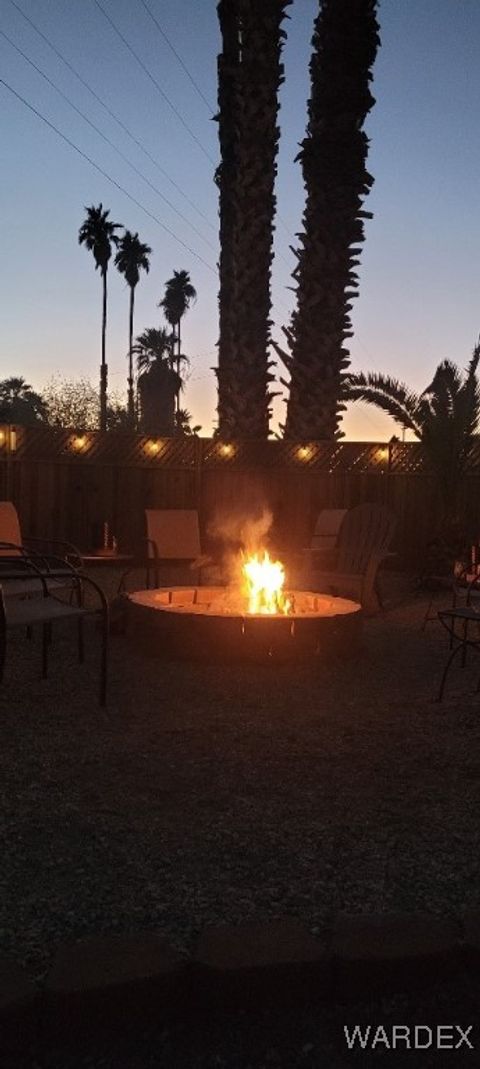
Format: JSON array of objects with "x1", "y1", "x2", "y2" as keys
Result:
[
  {"x1": 1, "y1": 29, "x2": 216, "y2": 252},
  {"x1": 277, "y1": 213, "x2": 296, "y2": 240},
  {"x1": 92, "y1": 0, "x2": 216, "y2": 166},
  {"x1": 0, "y1": 76, "x2": 216, "y2": 273},
  {"x1": 8, "y1": 0, "x2": 216, "y2": 230},
  {"x1": 138, "y1": 0, "x2": 214, "y2": 114}
]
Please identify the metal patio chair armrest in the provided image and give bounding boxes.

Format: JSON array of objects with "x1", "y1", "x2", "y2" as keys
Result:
[
  {"x1": 0, "y1": 540, "x2": 36, "y2": 558},
  {"x1": 0, "y1": 540, "x2": 53, "y2": 573},
  {"x1": 23, "y1": 536, "x2": 84, "y2": 569}
]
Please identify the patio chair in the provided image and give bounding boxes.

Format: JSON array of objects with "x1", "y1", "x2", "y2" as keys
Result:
[
  {"x1": 0, "y1": 501, "x2": 83, "y2": 597},
  {"x1": 304, "y1": 502, "x2": 396, "y2": 614},
  {"x1": 302, "y1": 508, "x2": 348, "y2": 571},
  {"x1": 0, "y1": 556, "x2": 109, "y2": 706},
  {"x1": 144, "y1": 509, "x2": 212, "y2": 588}
]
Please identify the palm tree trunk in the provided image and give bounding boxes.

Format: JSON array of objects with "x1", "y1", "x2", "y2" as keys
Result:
[
  {"x1": 284, "y1": 0, "x2": 380, "y2": 439},
  {"x1": 127, "y1": 286, "x2": 136, "y2": 427},
  {"x1": 176, "y1": 317, "x2": 182, "y2": 413},
  {"x1": 100, "y1": 269, "x2": 108, "y2": 432},
  {"x1": 215, "y1": 0, "x2": 290, "y2": 438}
]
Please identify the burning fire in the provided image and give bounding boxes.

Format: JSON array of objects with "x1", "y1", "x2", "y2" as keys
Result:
[{"x1": 241, "y1": 550, "x2": 291, "y2": 615}]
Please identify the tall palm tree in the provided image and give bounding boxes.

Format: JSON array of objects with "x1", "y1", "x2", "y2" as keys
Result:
[
  {"x1": 215, "y1": 0, "x2": 290, "y2": 439},
  {"x1": 159, "y1": 271, "x2": 196, "y2": 404},
  {"x1": 345, "y1": 342, "x2": 480, "y2": 524},
  {"x1": 115, "y1": 231, "x2": 152, "y2": 426},
  {"x1": 78, "y1": 203, "x2": 121, "y2": 431},
  {"x1": 0, "y1": 377, "x2": 47, "y2": 424},
  {"x1": 277, "y1": 0, "x2": 380, "y2": 440},
  {"x1": 133, "y1": 328, "x2": 185, "y2": 436}
]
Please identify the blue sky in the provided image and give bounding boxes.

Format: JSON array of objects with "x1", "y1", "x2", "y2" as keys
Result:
[{"x1": 2, "y1": 0, "x2": 480, "y2": 438}]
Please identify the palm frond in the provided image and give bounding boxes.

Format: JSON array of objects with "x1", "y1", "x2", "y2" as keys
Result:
[{"x1": 344, "y1": 372, "x2": 421, "y2": 435}]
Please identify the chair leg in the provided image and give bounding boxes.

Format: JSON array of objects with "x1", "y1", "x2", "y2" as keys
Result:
[
  {"x1": 42, "y1": 624, "x2": 49, "y2": 678},
  {"x1": 437, "y1": 640, "x2": 469, "y2": 701},
  {"x1": 0, "y1": 590, "x2": 7, "y2": 684},
  {"x1": 461, "y1": 618, "x2": 469, "y2": 667},
  {"x1": 100, "y1": 603, "x2": 109, "y2": 707},
  {"x1": 78, "y1": 617, "x2": 85, "y2": 664}
]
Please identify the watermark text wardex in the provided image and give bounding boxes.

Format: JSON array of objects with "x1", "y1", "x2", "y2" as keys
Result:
[{"x1": 343, "y1": 1024, "x2": 474, "y2": 1051}]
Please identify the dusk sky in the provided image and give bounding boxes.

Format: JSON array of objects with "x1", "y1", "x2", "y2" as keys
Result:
[{"x1": 2, "y1": 0, "x2": 480, "y2": 438}]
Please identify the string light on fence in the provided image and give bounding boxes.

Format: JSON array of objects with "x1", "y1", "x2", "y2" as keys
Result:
[
  {"x1": 145, "y1": 439, "x2": 163, "y2": 457},
  {"x1": 219, "y1": 443, "x2": 235, "y2": 458},
  {"x1": 297, "y1": 444, "x2": 313, "y2": 462},
  {"x1": 70, "y1": 434, "x2": 88, "y2": 453}
]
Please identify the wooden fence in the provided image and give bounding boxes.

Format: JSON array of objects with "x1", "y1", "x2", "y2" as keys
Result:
[{"x1": 1, "y1": 424, "x2": 480, "y2": 567}]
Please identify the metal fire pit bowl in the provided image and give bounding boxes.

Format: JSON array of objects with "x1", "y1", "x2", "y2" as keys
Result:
[{"x1": 127, "y1": 587, "x2": 362, "y2": 663}]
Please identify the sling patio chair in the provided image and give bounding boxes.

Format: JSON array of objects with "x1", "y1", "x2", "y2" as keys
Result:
[
  {"x1": 120, "y1": 509, "x2": 217, "y2": 591},
  {"x1": 0, "y1": 555, "x2": 109, "y2": 706},
  {"x1": 0, "y1": 501, "x2": 83, "y2": 597},
  {"x1": 302, "y1": 508, "x2": 348, "y2": 572},
  {"x1": 303, "y1": 502, "x2": 396, "y2": 615}
]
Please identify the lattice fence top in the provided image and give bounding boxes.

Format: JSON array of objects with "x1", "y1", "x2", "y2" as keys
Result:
[{"x1": 1, "y1": 423, "x2": 478, "y2": 474}]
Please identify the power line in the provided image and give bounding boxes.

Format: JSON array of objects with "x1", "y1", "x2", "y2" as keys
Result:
[
  {"x1": 277, "y1": 213, "x2": 296, "y2": 240},
  {"x1": 1, "y1": 28, "x2": 216, "y2": 253},
  {"x1": 138, "y1": 0, "x2": 214, "y2": 114},
  {"x1": 92, "y1": 0, "x2": 216, "y2": 166},
  {"x1": 0, "y1": 75, "x2": 216, "y2": 274},
  {"x1": 8, "y1": 0, "x2": 216, "y2": 230}
]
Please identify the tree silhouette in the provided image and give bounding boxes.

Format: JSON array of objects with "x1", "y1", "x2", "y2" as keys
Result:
[
  {"x1": 78, "y1": 203, "x2": 121, "y2": 430},
  {"x1": 345, "y1": 342, "x2": 480, "y2": 524},
  {"x1": 133, "y1": 327, "x2": 185, "y2": 436},
  {"x1": 0, "y1": 377, "x2": 46, "y2": 424},
  {"x1": 277, "y1": 0, "x2": 380, "y2": 439},
  {"x1": 215, "y1": 0, "x2": 290, "y2": 438},
  {"x1": 159, "y1": 270, "x2": 196, "y2": 409},
  {"x1": 115, "y1": 231, "x2": 151, "y2": 426}
]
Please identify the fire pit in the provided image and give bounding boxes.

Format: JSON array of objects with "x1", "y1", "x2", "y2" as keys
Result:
[{"x1": 127, "y1": 585, "x2": 361, "y2": 663}]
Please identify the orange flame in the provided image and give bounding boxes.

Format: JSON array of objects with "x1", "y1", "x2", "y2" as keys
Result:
[{"x1": 242, "y1": 550, "x2": 290, "y2": 615}]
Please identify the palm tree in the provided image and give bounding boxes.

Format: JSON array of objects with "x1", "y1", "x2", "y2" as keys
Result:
[
  {"x1": 78, "y1": 203, "x2": 121, "y2": 431},
  {"x1": 0, "y1": 377, "x2": 47, "y2": 424},
  {"x1": 276, "y1": 0, "x2": 380, "y2": 440},
  {"x1": 159, "y1": 271, "x2": 196, "y2": 403},
  {"x1": 345, "y1": 342, "x2": 480, "y2": 525},
  {"x1": 175, "y1": 408, "x2": 202, "y2": 436},
  {"x1": 133, "y1": 328, "x2": 185, "y2": 436},
  {"x1": 215, "y1": 0, "x2": 290, "y2": 438},
  {"x1": 115, "y1": 231, "x2": 152, "y2": 426}
]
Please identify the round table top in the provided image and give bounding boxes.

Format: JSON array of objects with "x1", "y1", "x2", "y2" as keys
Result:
[{"x1": 82, "y1": 553, "x2": 133, "y2": 565}]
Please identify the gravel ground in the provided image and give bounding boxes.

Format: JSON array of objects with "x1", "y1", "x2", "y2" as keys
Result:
[{"x1": 2, "y1": 573, "x2": 480, "y2": 1066}]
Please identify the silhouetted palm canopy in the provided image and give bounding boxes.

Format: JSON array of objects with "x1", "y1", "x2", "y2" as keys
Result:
[
  {"x1": 78, "y1": 203, "x2": 120, "y2": 273},
  {"x1": 175, "y1": 408, "x2": 202, "y2": 436},
  {"x1": 115, "y1": 231, "x2": 151, "y2": 291},
  {"x1": 0, "y1": 377, "x2": 47, "y2": 424},
  {"x1": 134, "y1": 329, "x2": 183, "y2": 437},
  {"x1": 160, "y1": 270, "x2": 196, "y2": 331},
  {"x1": 159, "y1": 270, "x2": 196, "y2": 389},
  {"x1": 133, "y1": 328, "x2": 186, "y2": 386},
  {"x1": 345, "y1": 342, "x2": 480, "y2": 519},
  {"x1": 115, "y1": 231, "x2": 151, "y2": 424},
  {"x1": 78, "y1": 203, "x2": 121, "y2": 430}
]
